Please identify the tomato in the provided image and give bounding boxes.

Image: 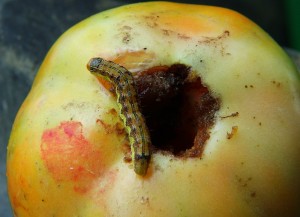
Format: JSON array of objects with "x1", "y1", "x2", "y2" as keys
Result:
[{"x1": 7, "y1": 2, "x2": 300, "y2": 217}]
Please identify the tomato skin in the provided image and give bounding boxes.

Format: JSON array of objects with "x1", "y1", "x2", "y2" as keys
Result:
[{"x1": 7, "y1": 2, "x2": 300, "y2": 217}]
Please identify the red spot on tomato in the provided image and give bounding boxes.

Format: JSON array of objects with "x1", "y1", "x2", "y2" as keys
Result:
[{"x1": 41, "y1": 121, "x2": 104, "y2": 193}]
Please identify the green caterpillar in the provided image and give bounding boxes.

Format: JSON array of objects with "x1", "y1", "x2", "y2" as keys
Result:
[{"x1": 87, "y1": 57, "x2": 151, "y2": 176}]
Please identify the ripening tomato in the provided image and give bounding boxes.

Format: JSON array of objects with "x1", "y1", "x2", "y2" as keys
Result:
[{"x1": 7, "y1": 2, "x2": 300, "y2": 217}]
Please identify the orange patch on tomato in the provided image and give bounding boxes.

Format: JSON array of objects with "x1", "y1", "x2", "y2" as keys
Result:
[
  {"x1": 41, "y1": 121, "x2": 104, "y2": 192},
  {"x1": 112, "y1": 50, "x2": 156, "y2": 72}
]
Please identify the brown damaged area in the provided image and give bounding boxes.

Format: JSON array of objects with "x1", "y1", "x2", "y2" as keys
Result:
[
  {"x1": 134, "y1": 64, "x2": 220, "y2": 158},
  {"x1": 198, "y1": 30, "x2": 230, "y2": 44},
  {"x1": 227, "y1": 126, "x2": 238, "y2": 139},
  {"x1": 96, "y1": 119, "x2": 125, "y2": 135},
  {"x1": 96, "y1": 108, "x2": 125, "y2": 135},
  {"x1": 96, "y1": 62, "x2": 220, "y2": 158},
  {"x1": 221, "y1": 112, "x2": 239, "y2": 119},
  {"x1": 198, "y1": 30, "x2": 231, "y2": 56},
  {"x1": 117, "y1": 15, "x2": 230, "y2": 46}
]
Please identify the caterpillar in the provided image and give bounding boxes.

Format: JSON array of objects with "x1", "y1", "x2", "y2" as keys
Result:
[{"x1": 87, "y1": 57, "x2": 151, "y2": 176}]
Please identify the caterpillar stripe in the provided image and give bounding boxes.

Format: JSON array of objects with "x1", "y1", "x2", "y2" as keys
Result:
[{"x1": 87, "y1": 57, "x2": 151, "y2": 176}]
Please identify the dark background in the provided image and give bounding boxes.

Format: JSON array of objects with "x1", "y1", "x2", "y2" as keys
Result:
[{"x1": 0, "y1": 0, "x2": 299, "y2": 216}]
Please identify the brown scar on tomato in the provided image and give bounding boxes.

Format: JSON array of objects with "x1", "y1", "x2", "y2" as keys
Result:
[
  {"x1": 96, "y1": 108, "x2": 126, "y2": 135},
  {"x1": 143, "y1": 14, "x2": 159, "y2": 28},
  {"x1": 227, "y1": 126, "x2": 238, "y2": 139},
  {"x1": 198, "y1": 30, "x2": 230, "y2": 44},
  {"x1": 41, "y1": 121, "x2": 105, "y2": 193},
  {"x1": 271, "y1": 80, "x2": 282, "y2": 88},
  {"x1": 220, "y1": 112, "x2": 239, "y2": 119},
  {"x1": 96, "y1": 119, "x2": 125, "y2": 135},
  {"x1": 177, "y1": 33, "x2": 191, "y2": 40},
  {"x1": 198, "y1": 30, "x2": 230, "y2": 56}
]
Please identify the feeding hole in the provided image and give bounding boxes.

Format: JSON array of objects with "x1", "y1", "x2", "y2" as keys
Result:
[{"x1": 134, "y1": 64, "x2": 220, "y2": 157}]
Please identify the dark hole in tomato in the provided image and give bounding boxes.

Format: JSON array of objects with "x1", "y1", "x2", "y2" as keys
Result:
[{"x1": 134, "y1": 64, "x2": 220, "y2": 157}]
